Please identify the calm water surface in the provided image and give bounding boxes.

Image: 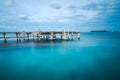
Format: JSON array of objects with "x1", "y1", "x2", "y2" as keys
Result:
[{"x1": 0, "y1": 32, "x2": 120, "y2": 80}]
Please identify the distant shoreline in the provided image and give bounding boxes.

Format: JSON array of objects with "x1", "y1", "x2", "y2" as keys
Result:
[
  {"x1": 91, "y1": 30, "x2": 119, "y2": 32},
  {"x1": 91, "y1": 30, "x2": 108, "y2": 32}
]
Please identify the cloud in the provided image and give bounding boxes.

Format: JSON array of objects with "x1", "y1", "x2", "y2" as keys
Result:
[
  {"x1": 4, "y1": 0, "x2": 15, "y2": 7},
  {"x1": 57, "y1": 11, "x2": 99, "y2": 24},
  {"x1": 68, "y1": 5, "x2": 81, "y2": 10},
  {"x1": 17, "y1": 15, "x2": 30, "y2": 20},
  {"x1": 68, "y1": 2, "x2": 106, "y2": 11},
  {"x1": 50, "y1": 3, "x2": 61, "y2": 9},
  {"x1": 67, "y1": 5, "x2": 101, "y2": 22},
  {"x1": 66, "y1": 0, "x2": 120, "y2": 24}
]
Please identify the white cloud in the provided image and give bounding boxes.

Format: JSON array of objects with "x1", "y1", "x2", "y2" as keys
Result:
[
  {"x1": 17, "y1": 14, "x2": 30, "y2": 20},
  {"x1": 4, "y1": 0, "x2": 14, "y2": 6},
  {"x1": 50, "y1": 3, "x2": 61, "y2": 9}
]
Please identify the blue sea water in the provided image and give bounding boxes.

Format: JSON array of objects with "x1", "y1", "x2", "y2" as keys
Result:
[{"x1": 0, "y1": 32, "x2": 120, "y2": 80}]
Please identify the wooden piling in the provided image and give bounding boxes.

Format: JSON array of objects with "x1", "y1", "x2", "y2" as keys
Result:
[
  {"x1": 3, "y1": 33, "x2": 7, "y2": 43},
  {"x1": 78, "y1": 32, "x2": 80, "y2": 39},
  {"x1": 16, "y1": 33, "x2": 18, "y2": 40},
  {"x1": 19, "y1": 33, "x2": 20, "y2": 40},
  {"x1": 50, "y1": 32, "x2": 53, "y2": 40},
  {"x1": 32, "y1": 34, "x2": 34, "y2": 40},
  {"x1": 38, "y1": 33, "x2": 41, "y2": 40},
  {"x1": 27, "y1": 33, "x2": 29, "y2": 40}
]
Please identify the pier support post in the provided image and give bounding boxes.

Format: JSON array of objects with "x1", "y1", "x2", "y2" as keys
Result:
[
  {"x1": 3, "y1": 33, "x2": 7, "y2": 43},
  {"x1": 32, "y1": 34, "x2": 34, "y2": 40},
  {"x1": 23, "y1": 34, "x2": 25, "y2": 40},
  {"x1": 37, "y1": 34, "x2": 39, "y2": 40},
  {"x1": 61, "y1": 32, "x2": 64, "y2": 40},
  {"x1": 16, "y1": 33, "x2": 21, "y2": 42},
  {"x1": 38, "y1": 33, "x2": 41, "y2": 40},
  {"x1": 71, "y1": 32, "x2": 73, "y2": 40},
  {"x1": 67, "y1": 31, "x2": 70, "y2": 40},
  {"x1": 42, "y1": 35, "x2": 44, "y2": 40},
  {"x1": 50, "y1": 32, "x2": 53, "y2": 40},
  {"x1": 16, "y1": 33, "x2": 19, "y2": 41},
  {"x1": 46, "y1": 35, "x2": 49, "y2": 40},
  {"x1": 78, "y1": 32, "x2": 80, "y2": 39},
  {"x1": 53, "y1": 33, "x2": 56, "y2": 40},
  {"x1": 37, "y1": 33, "x2": 41, "y2": 40},
  {"x1": 38, "y1": 29, "x2": 42, "y2": 40},
  {"x1": 18, "y1": 33, "x2": 21, "y2": 41},
  {"x1": 61, "y1": 29, "x2": 66, "y2": 40},
  {"x1": 22, "y1": 31, "x2": 26, "y2": 40},
  {"x1": 27, "y1": 33, "x2": 29, "y2": 40}
]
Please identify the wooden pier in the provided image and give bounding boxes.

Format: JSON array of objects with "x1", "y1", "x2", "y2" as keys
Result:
[{"x1": 0, "y1": 30, "x2": 80, "y2": 43}]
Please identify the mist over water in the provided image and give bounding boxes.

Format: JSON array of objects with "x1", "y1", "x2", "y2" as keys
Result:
[{"x1": 0, "y1": 32, "x2": 120, "y2": 80}]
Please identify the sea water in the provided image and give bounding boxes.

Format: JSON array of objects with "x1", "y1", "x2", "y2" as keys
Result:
[{"x1": 0, "y1": 32, "x2": 120, "y2": 80}]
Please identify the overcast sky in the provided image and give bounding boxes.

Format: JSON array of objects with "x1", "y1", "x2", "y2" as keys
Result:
[{"x1": 0, "y1": 0, "x2": 120, "y2": 32}]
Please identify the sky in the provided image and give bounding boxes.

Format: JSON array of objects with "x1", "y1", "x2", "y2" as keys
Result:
[{"x1": 0, "y1": 0, "x2": 120, "y2": 32}]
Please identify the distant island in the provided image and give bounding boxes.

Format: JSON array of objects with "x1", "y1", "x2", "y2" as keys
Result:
[
  {"x1": 91, "y1": 30, "x2": 108, "y2": 32},
  {"x1": 113, "y1": 31, "x2": 119, "y2": 32}
]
